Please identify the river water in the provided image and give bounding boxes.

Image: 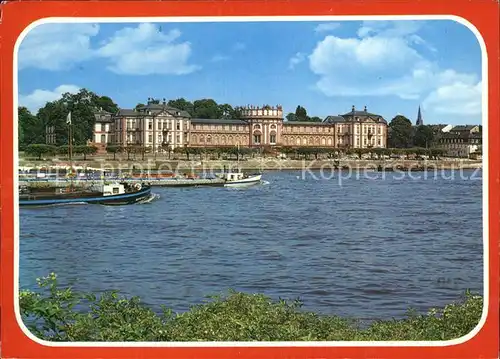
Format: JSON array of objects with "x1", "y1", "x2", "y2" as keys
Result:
[{"x1": 19, "y1": 169, "x2": 483, "y2": 321}]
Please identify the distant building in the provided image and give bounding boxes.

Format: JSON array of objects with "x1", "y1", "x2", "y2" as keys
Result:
[
  {"x1": 45, "y1": 100, "x2": 390, "y2": 153},
  {"x1": 439, "y1": 125, "x2": 482, "y2": 158},
  {"x1": 190, "y1": 105, "x2": 284, "y2": 147},
  {"x1": 88, "y1": 108, "x2": 114, "y2": 153},
  {"x1": 429, "y1": 124, "x2": 453, "y2": 133},
  {"x1": 111, "y1": 99, "x2": 191, "y2": 152},
  {"x1": 97, "y1": 102, "x2": 389, "y2": 151},
  {"x1": 415, "y1": 106, "x2": 423, "y2": 126},
  {"x1": 45, "y1": 126, "x2": 56, "y2": 145},
  {"x1": 323, "y1": 105, "x2": 388, "y2": 149}
]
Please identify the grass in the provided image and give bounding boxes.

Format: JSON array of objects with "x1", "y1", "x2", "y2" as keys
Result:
[{"x1": 19, "y1": 273, "x2": 483, "y2": 342}]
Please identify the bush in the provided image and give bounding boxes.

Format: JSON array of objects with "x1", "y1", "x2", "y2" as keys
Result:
[{"x1": 20, "y1": 273, "x2": 483, "y2": 342}]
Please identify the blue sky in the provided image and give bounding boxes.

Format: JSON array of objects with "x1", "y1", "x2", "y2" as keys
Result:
[{"x1": 18, "y1": 19, "x2": 482, "y2": 125}]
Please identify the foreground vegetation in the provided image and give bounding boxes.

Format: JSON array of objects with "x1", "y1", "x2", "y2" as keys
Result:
[{"x1": 20, "y1": 273, "x2": 482, "y2": 342}]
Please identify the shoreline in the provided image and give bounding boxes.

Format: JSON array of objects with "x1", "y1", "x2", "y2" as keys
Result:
[{"x1": 19, "y1": 158, "x2": 483, "y2": 172}]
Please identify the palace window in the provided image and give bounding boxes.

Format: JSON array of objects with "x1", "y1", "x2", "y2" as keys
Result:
[
  {"x1": 177, "y1": 122, "x2": 181, "y2": 130},
  {"x1": 148, "y1": 135, "x2": 153, "y2": 142},
  {"x1": 101, "y1": 134, "x2": 106, "y2": 143},
  {"x1": 270, "y1": 134, "x2": 276, "y2": 144},
  {"x1": 253, "y1": 134, "x2": 261, "y2": 144},
  {"x1": 207, "y1": 136, "x2": 211, "y2": 143},
  {"x1": 148, "y1": 122, "x2": 152, "y2": 130},
  {"x1": 378, "y1": 139, "x2": 381, "y2": 146}
]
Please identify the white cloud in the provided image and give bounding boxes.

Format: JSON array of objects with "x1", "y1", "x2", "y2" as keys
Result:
[
  {"x1": 288, "y1": 52, "x2": 306, "y2": 69},
  {"x1": 314, "y1": 23, "x2": 341, "y2": 33},
  {"x1": 423, "y1": 81, "x2": 482, "y2": 116},
  {"x1": 18, "y1": 24, "x2": 99, "y2": 71},
  {"x1": 308, "y1": 21, "x2": 481, "y2": 118},
  {"x1": 97, "y1": 23, "x2": 200, "y2": 75},
  {"x1": 18, "y1": 23, "x2": 200, "y2": 76},
  {"x1": 19, "y1": 85, "x2": 81, "y2": 113}
]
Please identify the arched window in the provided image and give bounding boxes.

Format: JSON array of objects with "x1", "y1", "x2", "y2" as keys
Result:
[{"x1": 270, "y1": 131, "x2": 277, "y2": 144}]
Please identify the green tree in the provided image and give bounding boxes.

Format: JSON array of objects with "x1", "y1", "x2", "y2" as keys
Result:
[
  {"x1": 218, "y1": 103, "x2": 241, "y2": 119},
  {"x1": 413, "y1": 125, "x2": 435, "y2": 148},
  {"x1": 25, "y1": 144, "x2": 57, "y2": 160},
  {"x1": 106, "y1": 145, "x2": 122, "y2": 160},
  {"x1": 295, "y1": 105, "x2": 308, "y2": 121},
  {"x1": 388, "y1": 115, "x2": 413, "y2": 148},
  {"x1": 123, "y1": 145, "x2": 134, "y2": 161},
  {"x1": 96, "y1": 96, "x2": 119, "y2": 113},
  {"x1": 37, "y1": 88, "x2": 119, "y2": 147},
  {"x1": 18, "y1": 107, "x2": 45, "y2": 147},
  {"x1": 286, "y1": 113, "x2": 297, "y2": 121},
  {"x1": 167, "y1": 98, "x2": 194, "y2": 115},
  {"x1": 193, "y1": 99, "x2": 221, "y2": 119},
  {"x1": 310, "y1": 116, "x2": 323, "y2": 122},
  {"x1": 75, "y1": 145, "x2": 98, "y2": 161}
]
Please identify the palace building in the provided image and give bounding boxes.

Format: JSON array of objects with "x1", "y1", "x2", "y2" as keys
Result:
[{"x1": 83, "y1": 100, "x2": 389, "y2": 152}]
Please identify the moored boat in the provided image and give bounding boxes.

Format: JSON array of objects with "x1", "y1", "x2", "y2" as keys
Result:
[{"x1": 19, "y1": 182, "x2": 152, "y2": 207}]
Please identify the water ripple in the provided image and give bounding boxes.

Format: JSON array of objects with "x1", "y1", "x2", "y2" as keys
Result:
[{"x1": 19, "y1": 170, "x2": 483, "y2": 320}]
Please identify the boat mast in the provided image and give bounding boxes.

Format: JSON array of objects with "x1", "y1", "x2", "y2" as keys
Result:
[{"x1": 67, "y1": 111, "x2": 74, "y2": 190}]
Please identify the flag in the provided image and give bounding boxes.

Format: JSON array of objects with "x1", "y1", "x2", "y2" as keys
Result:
[{"x1": 66, "y1": 111, "x2": 72, "y2": 125}]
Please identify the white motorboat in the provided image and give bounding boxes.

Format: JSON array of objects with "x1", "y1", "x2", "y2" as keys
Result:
[
  {"x1": 219, "y1": 171, "x2": 263, "y2": 187},
  {"x1": 217, "y1": 143, "x2": 263, "y2": 187}
]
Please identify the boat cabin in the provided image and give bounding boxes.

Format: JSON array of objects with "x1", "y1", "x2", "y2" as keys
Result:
[
  {"x1": 221, "y1": 172, "x2": 246, "y2": 182},
  {"x1": 102, "y1": 183, "x2": 126, "y2": 196}
]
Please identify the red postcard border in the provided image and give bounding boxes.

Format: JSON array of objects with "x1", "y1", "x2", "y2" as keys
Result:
[{"x1": 0, "y1": 1, "x2": 498, "y2": 358}]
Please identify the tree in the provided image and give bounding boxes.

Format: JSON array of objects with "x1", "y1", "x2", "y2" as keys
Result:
[
  {"x1": 193, "y1": 99, "x2": 222, "y2": 119},
  {"x1": 96, "y1": 96, "x2": 119, "y2": 113},
  {"x1": 37, "y1": 88, "x2": 119, "y2": 147},
  {"x1": 167, "y1": 98, "x2": 194, "y2": 115},
  {"x1": 25, "y1": 144, "x2": 57, "y2": 160},
  {"x1": 74, "y1": 145, "x2": 98, "y2": 161},
  {"x1": 295, "y1": 105, "x2": 308, "y2": 121},
  {"x1": 388, "y1": 115, "x2": 413, "y2": 148},
  {"x1": 413, "y1": 125, "x2": 434, "y2": 148},
  {"x1": 310, "y1": 116, "x2": 323, "y2": 122},
  {"x1": 219, "y1": 103, "x2": 241, "y2": 119},
  {"x1": 18, "y1": 107, "x2": 45, "y2": 147},
  {"x1": 286, "y1": 113, "x2": 297, "y2": 122},
  {"x1": 106, "y1": 145, "x2": 122, "y2": 160}
]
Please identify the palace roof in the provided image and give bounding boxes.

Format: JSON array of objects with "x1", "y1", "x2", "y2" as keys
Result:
[{"x1": 190, "y1": 118, "x2": 248, "y2": 125}]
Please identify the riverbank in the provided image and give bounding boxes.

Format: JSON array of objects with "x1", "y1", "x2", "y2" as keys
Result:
[
  {"x1": 20, "y1": 274, "x2": 482, "y2": 342},
  {"x1": 19, "y1": 158, "x2": 482, "y2": 173}
]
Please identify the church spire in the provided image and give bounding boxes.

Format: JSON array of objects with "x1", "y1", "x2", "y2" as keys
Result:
[{"x1": 416, "y1": 106, "x2": 423, "y2": 126}]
